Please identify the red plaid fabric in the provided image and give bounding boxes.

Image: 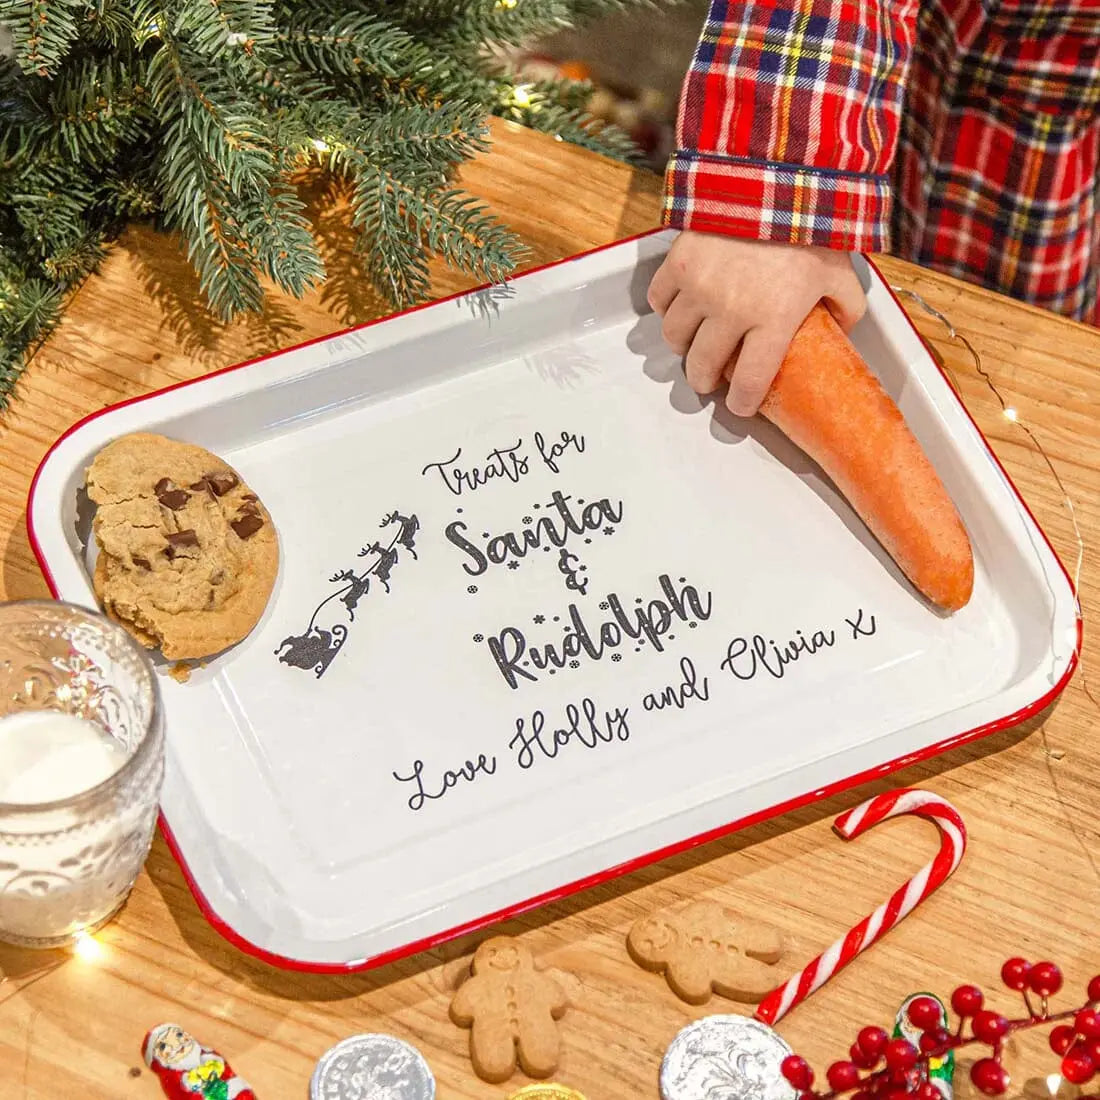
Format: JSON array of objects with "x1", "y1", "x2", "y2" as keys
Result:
[{"x1": 664, "y1": 1, "x2": 1100, "y2": 323}]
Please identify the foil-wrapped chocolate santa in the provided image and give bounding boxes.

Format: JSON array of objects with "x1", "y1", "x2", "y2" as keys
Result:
[{"x1": 143, "y1": 1023, "x2": 256, "y2": 1100}]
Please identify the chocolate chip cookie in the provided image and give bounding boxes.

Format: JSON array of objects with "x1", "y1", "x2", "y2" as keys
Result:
[{"x1": 86, "y1": 433, "x2": 279, "y2": 660}]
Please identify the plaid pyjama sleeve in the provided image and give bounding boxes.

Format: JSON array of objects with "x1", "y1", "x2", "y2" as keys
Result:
[{"x1": 663, "y1": 0, "x2": 920, "y2": 253}]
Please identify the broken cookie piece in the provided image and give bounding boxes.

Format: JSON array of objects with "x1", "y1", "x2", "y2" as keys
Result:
[{"x1": 85, "y1": 433, "x2": 279, "y2": 661}]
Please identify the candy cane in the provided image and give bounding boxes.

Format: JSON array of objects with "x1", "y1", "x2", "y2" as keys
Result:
[{"x1": 755, "y1": 788, "x2": 967, "y2": 1026}]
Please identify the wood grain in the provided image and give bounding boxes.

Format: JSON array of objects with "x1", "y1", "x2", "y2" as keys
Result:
[{"x1": 2, "y1": 121, "x2": 1098, "y2": 1100}]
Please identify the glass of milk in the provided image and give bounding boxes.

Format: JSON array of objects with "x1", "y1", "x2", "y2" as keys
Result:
[{"x1": 0, "y1": 600, "x2": 164, "y2": 947}]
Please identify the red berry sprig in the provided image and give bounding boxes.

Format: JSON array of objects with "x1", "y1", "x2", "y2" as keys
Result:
[{"x1": 780, "y1": 960, "x2": 1100, "y2": 1100}]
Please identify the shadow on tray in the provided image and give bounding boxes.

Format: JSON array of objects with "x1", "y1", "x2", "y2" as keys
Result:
[
  {"x1": 143, "y1": 705, "x2": 1048, "y2": 1005},
  {"x1": 623, "y1": 301, "x2": 924, "y2": 608}
]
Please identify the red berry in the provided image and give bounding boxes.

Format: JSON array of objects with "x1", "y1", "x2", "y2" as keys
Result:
[
  {"x1": 782, "y1": 1055, "x2": 814, "y2": 1091},
  {"x1": 1030, "y1": 962, "x2": 1064, "y2": 997},
  {"x1": 1001, "y1": 958, "x2": 1032, "y2": 991},
  {"x1": 883, "y1": 1039, "x2": 919, "y2": 1071},
  {"x1": 971, "y1": 1059, "x2": 1010, "y2": 1096},
  {"x1": 884, "y1": 1089, "x2": 912, "y2": 1100},
  {"x1": 952, "y1": 984, "x2": 985, "y2": 1017},
  {"x1": 850, "y1": 1043, "x2": 878, "y2": 1070},
  {"x1": 1062, "y1": 1050, "x2": 1097, "y2": 1085},
  {"x1": 851, "y1": 1091, "x2": 874, "y2": 1100},
  {"x1": 1088, "y1": 975, "x2": 1100, "y2": 1004},
  {"x1": 908, "y1": 996, "x2": 944, "y2": 1031},
  {"x1": 972, "y1": 1011, "x2": 1011, "y2": 1044},
  {"x1": 857, "y1": 1028, "x2": 890, "y2": 1060},
  {"x1": 1078, "y1": 1010, "x2": 1100, "y2": 1038},
  {"x1": 1050, "y1": 1025, "x2": 1077, "y2": 1055},
  {"x1": 1084, "y1": 1039, "x2": 1100, "y2": 1065},
  {"x1": 920, "y1": 1027, "x2": 952, "y2": 1056},
  {"x1": 918, "y1": 1084, "x2": 942, "y2": 1100},
  {"x1": 827, "y1": 1062, "x2": 862, "y2": 1092}
]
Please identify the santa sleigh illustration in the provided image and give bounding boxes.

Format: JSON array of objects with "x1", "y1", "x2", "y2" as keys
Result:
[{"x1": 275, "y1": 510, "x2": 420, "y2": 679}]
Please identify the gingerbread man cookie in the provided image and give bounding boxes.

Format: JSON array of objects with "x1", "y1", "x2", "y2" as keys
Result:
[
  {"x1": 449, "y1": 936, "x2": 569, "y2": 1084},
  {"x1": 627, "y1": 900, "x2": 783, "y2": 1005}
]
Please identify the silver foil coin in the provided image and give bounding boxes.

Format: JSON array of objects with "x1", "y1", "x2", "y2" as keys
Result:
[
  {"x1": 660, "y1": 1015, "x2": 797, "y2": 1100},
  {"x1": 310, "y1": 1033, "x2": 436, "y2": 1100}
]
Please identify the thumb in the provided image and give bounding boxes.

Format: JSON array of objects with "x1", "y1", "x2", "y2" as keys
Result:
[{"x1": 822, "y1": 264, "x2": 867, "y2": 332}]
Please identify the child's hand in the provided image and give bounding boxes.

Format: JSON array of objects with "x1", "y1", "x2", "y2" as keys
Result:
[{"x1": 646, "y1": 231, "x2": 867, "y2": 416}]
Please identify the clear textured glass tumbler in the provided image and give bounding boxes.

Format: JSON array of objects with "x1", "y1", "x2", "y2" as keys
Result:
[{"x1": 0, "y1": 600, "x2": 164, "y2": 947}]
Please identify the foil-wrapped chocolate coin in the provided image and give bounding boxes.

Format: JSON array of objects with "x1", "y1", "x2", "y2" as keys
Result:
[
  {"x1": 507, "y1": 1086, "x2": 588, "y2": 1100},
  {"x1": 660, "y1": 1015, "x2": 797, "y2": 1100},
  {"x1": 310, "y1": 1034, "x2": 435, "y2": 1100}
]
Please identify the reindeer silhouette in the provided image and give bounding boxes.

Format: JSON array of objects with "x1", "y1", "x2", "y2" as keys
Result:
[
  {"x1": 330, "y1": 569, "x2": 371, "y2": 619},
  {"x1": 276, "y1": 507, "x2": 423, "y2": 679},
  {"x1": 358, "y1": 542, "x2": 399, "y2": 591},
  {"x1": 381, "y1": 510, "x2": 419, "y2": 559}
]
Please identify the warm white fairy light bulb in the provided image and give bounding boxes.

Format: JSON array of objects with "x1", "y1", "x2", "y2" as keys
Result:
[
  {"x1": 1004, "y1": 407, "x2": 1019, "y2": 422},
  {"x1": 311, "y1": 138, "x2": 330, "y2": 152},
  {"x1": 73, "y1": 929, "x2": 105, "y2": 962}
]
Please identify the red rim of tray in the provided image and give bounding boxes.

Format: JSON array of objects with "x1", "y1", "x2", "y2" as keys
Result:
[{"x1": 26, "y1": 229, "x2": 1083, "y2": 974}]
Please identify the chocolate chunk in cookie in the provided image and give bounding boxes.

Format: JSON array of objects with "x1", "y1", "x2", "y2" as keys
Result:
[
  {"x1": 164, "y1": 529, "x2": 200, "y2": 559},
  {"x1": 231, "y1": 513, "x2": 264, "y2": 540},
  {"x1": 155, "y1": 478, "x2": 191, "y2": 511},
  {"x1": 190, "y1": 471, "x2": 239, "y2": 498}
]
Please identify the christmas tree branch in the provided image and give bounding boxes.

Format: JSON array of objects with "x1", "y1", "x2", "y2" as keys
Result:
[
  {"x1": 348, "y1": 157, "x2": 523, "y2": 306},
  {"x1": 277, "y1": 5, "x2": 414, "y2": 79},
  {"x1": 0, "y1": 0, "x2": 660, "y2": 404}
]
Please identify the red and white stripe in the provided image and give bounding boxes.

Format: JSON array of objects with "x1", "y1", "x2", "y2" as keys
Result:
[{"x1": 755, "y1": 788, "x2": 967, "y2": 1026}]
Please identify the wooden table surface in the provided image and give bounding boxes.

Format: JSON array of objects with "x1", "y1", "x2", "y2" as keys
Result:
[{"x1": 1, "y1": 122, "x2": 1097, "y2": 1100}]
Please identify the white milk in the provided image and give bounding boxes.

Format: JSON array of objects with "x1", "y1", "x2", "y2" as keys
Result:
[
  {"x1": 0, "y1": 710, "x2": 144, "y2": 944},
  {"x1": 0, "y1": 711, "x2": 128, "y2": 803}
]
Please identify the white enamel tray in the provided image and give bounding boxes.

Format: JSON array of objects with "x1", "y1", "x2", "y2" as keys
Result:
[{"x1": 29, "y1": 230, "x2": 1079, "y2": 970}]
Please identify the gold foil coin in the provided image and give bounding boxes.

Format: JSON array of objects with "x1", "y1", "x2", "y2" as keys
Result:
[{"x1": 507, "y1": 1086, "x2": 587, "y2": 1100}]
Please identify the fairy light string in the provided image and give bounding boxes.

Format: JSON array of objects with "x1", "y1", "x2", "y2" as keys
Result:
[
  {"x1": 891, "y1": 286, "x2": 1096, "y2": 716},
  {"x1": 891, "y1": 286, "x2": 1085, "y2": 604}
]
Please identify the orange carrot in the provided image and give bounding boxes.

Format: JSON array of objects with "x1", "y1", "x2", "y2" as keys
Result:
[{"x1": 747, "y1": 304, "x2": 974, "y2": 611}]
